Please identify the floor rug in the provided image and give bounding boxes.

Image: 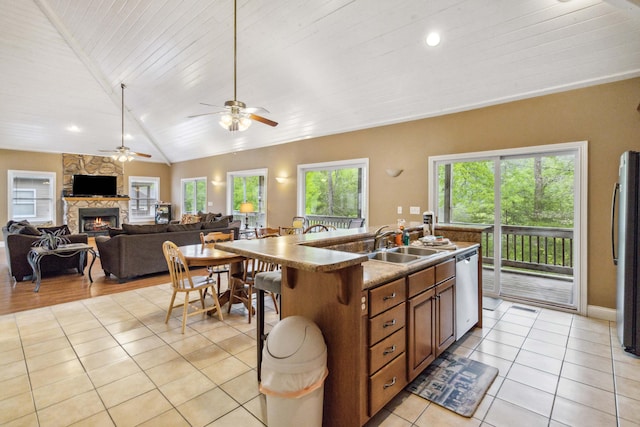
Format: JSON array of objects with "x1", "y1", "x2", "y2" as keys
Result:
[
  {"x1": 482, "y1": 296, "x2": 503, "y2": 311},
  {"x1": 406, "y1": 351, "x2": 499, "y2": 417}
]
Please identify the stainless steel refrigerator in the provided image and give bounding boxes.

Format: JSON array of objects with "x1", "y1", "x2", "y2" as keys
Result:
[{"x1": 612, "y1": 150, "x2": 640, "y2": 355}]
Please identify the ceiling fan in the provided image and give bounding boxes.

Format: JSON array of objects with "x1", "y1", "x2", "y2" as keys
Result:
[
  {"x1": 188, "y1": 0, "x2": 278, "y2": 132},
  {"x1": 99, "y1": 83, "x2": 152, "y2": 161}
]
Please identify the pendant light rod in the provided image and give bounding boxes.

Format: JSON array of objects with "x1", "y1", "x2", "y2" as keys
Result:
[
  {"x1": 121, "y1": 82, "x2": 126, "y2": 148},
  {"x1": 233, "y1": 0, "x2": 237, "y2": 101}
]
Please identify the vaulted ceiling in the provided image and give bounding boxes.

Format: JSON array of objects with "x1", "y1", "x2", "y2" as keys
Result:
[{"x1": 1, "y1": 0, "x2": 639, "y2": 165}]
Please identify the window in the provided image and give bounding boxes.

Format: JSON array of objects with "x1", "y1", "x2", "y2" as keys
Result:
[
  {"x1": 297, "y1": 158, "x2": 368, "y2": 227},
  {"x1": 8, "y1": 170, "x2": 56, "y2": 224},
  {"x1": 227, "y1": 169, "x2": 267, "y2": 228},
  {"x1": 129, "y1": 176, "x2": 160, "y2": 222},
  {"x1": 181, "y1": 177, "x2": 207, "y2": 215}
]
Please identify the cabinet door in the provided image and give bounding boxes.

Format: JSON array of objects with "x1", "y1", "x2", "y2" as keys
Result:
[
  {"x1": 407, "y1": 286, "x2": 436, "y2": 381},
  {"x1": 435, "y1": 278, "x2": 456, "y2": 356}
]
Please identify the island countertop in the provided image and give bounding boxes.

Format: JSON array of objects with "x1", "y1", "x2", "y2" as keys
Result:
[{"x1": 216, "y1": 227, "x2": 479, "y2": 289}]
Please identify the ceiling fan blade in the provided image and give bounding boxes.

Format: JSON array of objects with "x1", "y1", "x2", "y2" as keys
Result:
[
  {"x1": 130, "y1": 151, "x2": 152, "y2": 158},
  {"x1": 187, "y1": 112, "x2": 222, "y2": 118},
  {"x1": 245, "y1": 106, "x2": 270, "y2": 114},
  {"x1": 249, "y1": 114, "x2": 278, "y2": 127}
]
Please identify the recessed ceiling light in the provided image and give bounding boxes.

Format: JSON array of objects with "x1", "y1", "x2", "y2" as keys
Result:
[
  {"x1": 66, "y1": 125, "x2": 81, "y2": 132},
  {"x1": 426, "y1": 32, "x2": 441, "y2": 47}
]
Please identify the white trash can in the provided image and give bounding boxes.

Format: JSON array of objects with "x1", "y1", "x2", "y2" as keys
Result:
[{"x1": 259, "y1": 316, "x2": 328, "y2": 427}]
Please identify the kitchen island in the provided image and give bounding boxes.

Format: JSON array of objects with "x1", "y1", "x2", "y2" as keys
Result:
[{"x1": 217, "y1": 227, "x2": 481, "y2": 426}]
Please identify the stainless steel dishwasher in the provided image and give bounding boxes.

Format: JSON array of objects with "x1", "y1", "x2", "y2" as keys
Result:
[{"x1": 455, "y1": 249, "x2": 479, "y2": 340}]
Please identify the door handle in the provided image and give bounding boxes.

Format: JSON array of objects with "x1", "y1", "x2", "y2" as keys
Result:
[{"x1": 611, "y1": 182, "x2": 619, "y2": 265}]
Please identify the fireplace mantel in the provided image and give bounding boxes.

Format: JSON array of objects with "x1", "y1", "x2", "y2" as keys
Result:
[{"x1": 63, "y1": 197, "x2": 129, "y2": 234}]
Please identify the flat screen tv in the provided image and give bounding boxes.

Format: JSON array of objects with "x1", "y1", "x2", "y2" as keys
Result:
[{"x1": 72, "y1": 174, "x2": 118, "y2": 197}]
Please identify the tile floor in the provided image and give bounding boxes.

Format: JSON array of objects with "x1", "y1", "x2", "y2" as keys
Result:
[{"x1": 1, "y1": 283, "x2": 640, "y2": 427}]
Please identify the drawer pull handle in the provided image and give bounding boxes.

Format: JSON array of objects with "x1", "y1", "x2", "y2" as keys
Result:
[
  {"x1": 383, "y1": 345, "x2": 397, "y2": 355},
  {"x1": 383, "y1": 377, "x2": 397, "y2": 389},
  {"x1": 383, "y1": 319, "x2": 397, "y2": 328},
  {"x1": 383, "y1": 292, "x2": 396, "y2": 301}
]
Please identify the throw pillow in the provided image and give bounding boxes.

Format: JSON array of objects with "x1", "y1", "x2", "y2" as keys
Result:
[
  {"x1": 8, "y1": 220, "x2": 41, "y2": 236},
  {"x1": 167, "y1": 223, "x2": 203, "y2": 232},
  {"x1": 107, "y1": 227, "x2": 126, "y2": 237},
  {"x1": 202, "y1": 217, "x2": 230, "y2": 230},
  {"x1": 38, "y1": 225, "x2": 71, "y2": 235},
  {"x1": 180, "y1": 214, "x2": 201, "y2": 224},
  {"x1": 122, "y1": 224, "x2": 169, "y2": 234}
]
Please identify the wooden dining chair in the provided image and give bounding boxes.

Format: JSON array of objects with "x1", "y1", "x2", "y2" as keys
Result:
[
  {"x1": 303, "y1": 224, "x2": 336, "y2": 233},
  {"x1": 199, "y1": 230, "x2": 235, "y2": 296},
  {"x1": 162, "y1": 241, "x2": 223, "y2": 333},
  {"x1": 279, "y1": 226, "x2": 299, "y2": 235},
  {"x1": 255, "y1": 227, "x2": 280, "y2": 238},
  {"x1": 292, "y1": 216, "x2": 307, "y2": 231}
]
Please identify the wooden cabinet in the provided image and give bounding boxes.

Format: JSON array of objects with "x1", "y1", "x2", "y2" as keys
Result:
[
  {"x1": 406, "y1": 258, "x2": 456, "y2": 382},
  {"x1": 366, "y1": 277, "x2": 408, "y2": 416}
]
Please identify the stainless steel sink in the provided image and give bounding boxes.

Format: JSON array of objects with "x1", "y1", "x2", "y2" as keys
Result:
[
  {"x1": 387, "y1": 246, "x2": 442, "y2": 256},
  {"x1": 367, "y1": 251, "x2": 422, "y2": 264}
]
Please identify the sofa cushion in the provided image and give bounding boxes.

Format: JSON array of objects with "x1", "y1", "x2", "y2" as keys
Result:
[
  {"x1": 38, "y1": 224, "x2": 71, "y2": 235},
  {"x1": 180, "y1": 214, "x2": 201, "y2": 224},
  {"x1": 122, "y1": 223, "x2": 169, "y2": 234},
  {"x1": 202, "y1": 217, "x2": 230, "y2": 229},
  {"x1": 167, "y1": 223, "x2": 203, "y2": 232},
  {"x1": 108, "y1": 227, "x2": 126, "y2": 237},
  {"x1": 8, "y1": 220, "x2": 41, "y2": 236},
  {"x1": 198, "y1": 211, "x2": 223, "y2": 222}
]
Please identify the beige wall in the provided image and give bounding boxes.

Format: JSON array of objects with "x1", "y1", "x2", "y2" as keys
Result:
[
  {"x1": 170, "y1": 78, "x2": 640, "y2": 309},
  {"x1": 0, "y1": 151, "x2": 171, "y2": 230}
]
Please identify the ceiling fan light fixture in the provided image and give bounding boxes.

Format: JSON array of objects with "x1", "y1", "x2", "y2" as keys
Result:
[{"x1": 219, "y1": 113, "x2": 252, "y2": 132}]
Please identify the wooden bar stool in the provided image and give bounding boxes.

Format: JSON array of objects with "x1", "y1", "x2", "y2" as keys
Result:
[{"x1": 254, "y1": 270, "x2": 282, "y2": 381}]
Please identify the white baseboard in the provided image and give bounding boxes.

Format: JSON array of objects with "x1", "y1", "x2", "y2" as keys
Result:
[{"x1": 587, "y1": 305, "x2": 617, "y2": 321}]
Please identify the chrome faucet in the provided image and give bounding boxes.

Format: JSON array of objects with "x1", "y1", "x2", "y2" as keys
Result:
[{"x1": 373, "y1": 225, "x2": 395, "y2": 251}]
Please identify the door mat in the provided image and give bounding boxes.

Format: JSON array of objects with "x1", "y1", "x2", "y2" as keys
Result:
[
  {"x1": 406, "y1": 351, "x2": 499, "y2": 417},
  {"x1": 482, "y1": 296, "x2": 503, "y2": 311}
]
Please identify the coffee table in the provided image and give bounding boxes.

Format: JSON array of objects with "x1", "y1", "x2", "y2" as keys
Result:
[{"x1": 27, "y1": 243, "x2": 97, "y2": 292}]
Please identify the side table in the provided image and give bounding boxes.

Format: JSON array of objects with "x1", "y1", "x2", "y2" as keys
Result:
[{"x1": 27, "y1": 243, "x2": 97, "y2": 292}]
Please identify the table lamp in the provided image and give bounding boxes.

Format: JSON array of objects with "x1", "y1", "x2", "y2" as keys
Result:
[{"x1": 239, "y1": 202, "x2": 254, "y2": 229}]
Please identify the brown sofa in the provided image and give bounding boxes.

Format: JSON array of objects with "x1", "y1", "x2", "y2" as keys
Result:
[
  {"x1": 2, "y1": 223, "x2": 89, "y2": 282},
  {"x1": 95, "y1": 221, "x2": 240, "y2": 282}
]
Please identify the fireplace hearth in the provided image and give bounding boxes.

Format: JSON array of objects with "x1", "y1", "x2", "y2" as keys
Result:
[{"x1": 79, "y1": 207, "x2": 119, "y2": 236}]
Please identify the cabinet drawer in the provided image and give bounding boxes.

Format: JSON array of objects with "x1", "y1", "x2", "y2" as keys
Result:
[
  {"x1": 407, "y1": 266, "x2": 435, "y2": 298},
  {"x1": 369, "y1": 302, "x2": 405, "y2": 345},
  {"x1": 369, "y1": 278, "x2": 406, "y2": 317},
  {"x1": 435, "y1": 258, "x2": 455, "y2": 283},
  {"x1": 369, "y1": 353, "x2": 408, "y2": 416},
  {"x1": 369, "y1": 328, "x2": 405, "y2": 375}
]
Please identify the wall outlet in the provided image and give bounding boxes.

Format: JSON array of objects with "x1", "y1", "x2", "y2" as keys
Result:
[
  {"x1": 397, "y1": 206, "x2": 402, "y2": 214},
  {"x1": 410, "y1": 206, "x2": 420, "y2": 215}
]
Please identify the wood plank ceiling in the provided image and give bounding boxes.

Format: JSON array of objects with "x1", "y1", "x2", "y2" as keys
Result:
[{"x1": 0, "y1": 0, "x2": 639, "y2": 164}]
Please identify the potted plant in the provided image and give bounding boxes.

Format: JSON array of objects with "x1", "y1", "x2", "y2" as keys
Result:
[{"x1": 32, "y1": 228, "x2": 71, "y2": 250}]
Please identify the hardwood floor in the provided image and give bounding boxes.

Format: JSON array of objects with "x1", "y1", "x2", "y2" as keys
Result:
[{"x1": 0, "y1": 238, "x2": 189, "y2": 315}]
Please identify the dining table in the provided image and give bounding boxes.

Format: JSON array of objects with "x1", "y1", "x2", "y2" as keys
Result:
[{"x1": 178, "y1": 243, "x2": 247, "y2": 310}]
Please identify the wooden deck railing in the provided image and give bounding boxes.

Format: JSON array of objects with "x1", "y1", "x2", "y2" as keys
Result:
[
  {"x1": 481, "y1": 225, "x2": 573, "y2": 276},
  {"x1": 306, "y1": 215, "x2": 365, "y2": 229}
]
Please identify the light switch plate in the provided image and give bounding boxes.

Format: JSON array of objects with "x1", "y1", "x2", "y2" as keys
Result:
[
  {"x1": 207, "y1": 201, "x2": 213, "y2": 207},
  {"x1": 410, "y1": 206, "x2": 420, "y2": 215},
  {"x1": 397, "y1": 206, "x2": 402, "y2": 214}
]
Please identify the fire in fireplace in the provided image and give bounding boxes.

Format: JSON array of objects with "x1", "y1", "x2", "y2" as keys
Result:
[{"x1": 79, "y1": 207, "x2": 119, "y2": 236}]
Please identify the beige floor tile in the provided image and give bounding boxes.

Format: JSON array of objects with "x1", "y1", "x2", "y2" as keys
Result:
[
  {"x1": 515, "y1": 349, "x2": 562, "y2": 375},
  {"x1": 0, "y1": 374, "x2": 31, "y2": 401},
  {"x1": 490, "y1": 320, "x2": 531, "y2": 337},
  {"x1": 29, "y1": 359, "x2": 85, "y2": 389},
  {"x1": 0, "y1": 391, "x2": 34, "y2": 425},
  {"x1": 242, "y1": 394, "x2": 268, "y2": 425},
  {"x1": 567, "y1": 336, "x2": 612, "y2": 358},
  {"x1": 108, "y1": 389, "x2": 173, "y2": 426},
  {"x1": 564, "y1": 348, "x2": 613, "y2": 373},
  {"x1": 132, "y1": 343, "x2": 181, "y2": 370},
  {"x1": 207, "y1": 406, "x2": 266, "y2": 427},
  {"x1": 183, "y1": 343, "x2": 232, "y2": 370},
  {"x1": 616, "y1": 376, "x2": 640, "y2": 401},
  {"x1": 86, "y1": 357, "x2": 140, "y2": 388},
  {"x1": 79, "y1": 346, "x2": 130, "y2": 371},
  {"x1": 146, "y1": 357, "x2": 199, "y2": 387},
  {"x1": 65, "y1": 326, "x2": 111, "y2": 346},
  {"x1": 3, "y1": 412, "x2": 39, "y2": 427},
  {"x1": 472, "y1": 393, "x2": 494, "y2": 421},
  {"x1": 561, "y1": 361, "x2": 614, "y2": 392},
  {"x1": 219, "y1": 370, "x2": 260, "y2": 404},
  {"x1": 121, "y1": 334, "x2": 166, "y2": 356},
  {"x1": 59, "y1": 318, "x2": 103, "y2": 337},
  {"x1": 176, "y1": 387, "x2": 240, "y2": 426},
  {"x1": 19, "y1": 327, "x2": 65, "y2": 348},
  {"x1": 380, "y1": 390, "x2": 429, "y2": 424},
  {"x1": 22, "y1": 336, "x2": 71, "y2": 358},
  {"x1": 72, "y1": 335, "x2": 120, "y2": 358},
  {"x1": 521, "y1": 337, "x2": 567, "y2": 360},
  {"x1": 475, "y1": 340, "x2": 519, "y2": 361},
  {"x1": 169, "y1": 334, "x2": 215, "y2": 355},
  {"x1": 496, "y1": 378, "x2": 554, "y2": 417},
  {"x1": 200, "y1": 324, "x2": 245, "y2": 343},
  {"x1": 68, "y1": 410, "x2": 115, "y2": 427},
  {"x1": 572, "y1": 317, "x2": 611, "y2": 335},
  {"x1": 527, "y1": 328, "x2": 569, "y2": 347},
  {"x1": 532, "y1": 319, "x2": 570, "y2": 336},
  {"x1": 0, "y1": 347, "x2": 24, "y2": 366},
  {"x1": 484, "y1": 398, "x2": 549, "y2": 427},
  {"x1": 484, "y1": 329, "x2": 526, "y2": 348},
  {"x1": 0, "y1": 359, "x2": 28, "y2": 382},
  {"x1": 201, "y1": 355, "x2": 252, "y2": 385},
  {"x1": 137, "y1": 409, "x2": 191, "y2": 427},
  {"x1": 556, "y1": 377, "x2": 615, "y2": 415},
  {"x1": 97, "y1": 371, "x2": 156, "y2": 408},
  {"x1": 536, "y1": 309, "x2": 574, "y2": 326},
  {"x1": 112, "y1": 325, "x2": 154, "y2": 344},
  {"x1": 551, "y1": 396, "x2": 617, "y2": 427},
  {"x1": 414, "y1": 400, "x2": 481, "y2": 427},
  {"x1": 37, "y1": 390, "x2": 105, "y2": 427},
  {"x1": 364, "y1": 408, "x2": 414, "y2": 426},
  {"x1": 32, "y1": 373, "x2": 94, "y2": 410},
  {"x1": 500, "y1": 313, "x2": 536, "y2": 328},
  {"x1": 217, "y1": 332, "x2": 255, "y2": 355},
  {"x1": 468, "y1": 351, "x2": 513, "y2": 375},
  {"x1": 159, "y1": 370, "x2": 217, "y2": 406},
  {"x1": 506, "y1": 363, "x2": 559, "y2": 394},
  {"x1": 569, "y1": 328, "x2": 611, "y2": 346},
  {"x1": 618, "y1": 394, "x2": 640, "y2": 424},
  {"x1": 26, "y1": 347, "x2": 77, "y2": 372},
  {"x1": 615, "y1": 360, "x2": 640, "y2": 383}
]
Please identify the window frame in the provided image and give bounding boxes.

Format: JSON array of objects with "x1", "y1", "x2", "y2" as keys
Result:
[
  {"x1": 296, "y1": 158, "x2": 369, "y2": 222},
  {"x1": 226, "y1": 168, "x2": 268, "y2": 227},
  {"x1": 7, "y1": 170, "x2": 56, "y2": 224},
  {"x1": 128, "y1": 176, "x2": 160, "y2": 223},
  {"x1": 181, "y1": 177, "x2": 207, "y2": 215}
]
